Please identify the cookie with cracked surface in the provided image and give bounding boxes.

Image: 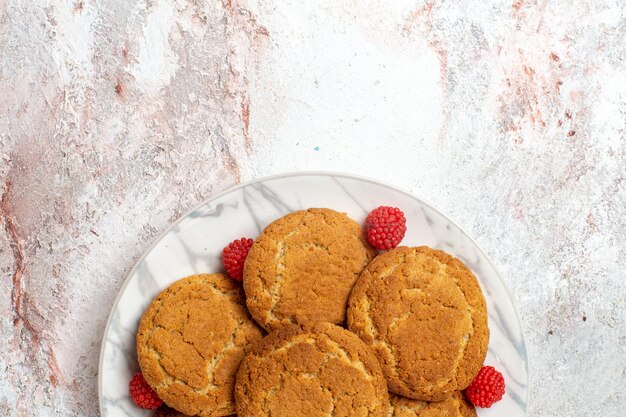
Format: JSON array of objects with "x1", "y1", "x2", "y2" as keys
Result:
[
  {"x1": 137, "y1": 274, "x2": 264, "y2": 417},
  {"x1": 347, "y1": 247, "x2": 488, "y2": 401},
  {"x1": 389, "y1": 392, "x2": 477, "y2": 417},
  {"x1": 235, "y1": 322, "x2": 389, "y2": 417},
  {"x1": 243, "y1": 208, "x2": 377, "y2": 331},
  {"x1": 153, "y1": 405, "x2": 235, "y2": 417}
]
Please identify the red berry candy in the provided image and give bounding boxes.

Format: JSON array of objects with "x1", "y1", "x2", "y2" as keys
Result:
[
  {"x1": 223, "y1": 237, "x2": 254, "y2": 281},
  {"x1": 465, "y1": 365, "x2": 505, "y2": 408},
  {"x1": 365, "y1": 206, "x2": 407, "y2": 250},
  {"x1": 129, "y1": 372, "x2": 162, "y2": 410}
]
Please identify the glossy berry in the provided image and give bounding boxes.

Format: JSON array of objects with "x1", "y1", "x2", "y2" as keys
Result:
[
  {"x1": 365, "y1": 206, "x2": 407, "y2": 250},
  {"x1": 465, "y1": 365, "x2": 505, "y2": 408},
  {"x1": 129, "y1": 373, "x2": 162, "y2": 410},
  {"x1": 223, "y1": 237, "x2": 254, "y2": 281}
]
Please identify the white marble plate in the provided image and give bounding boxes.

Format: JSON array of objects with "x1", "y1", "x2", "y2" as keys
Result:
[{"x1": 98, "y1": 172, "x2": 528, "y2": 417}]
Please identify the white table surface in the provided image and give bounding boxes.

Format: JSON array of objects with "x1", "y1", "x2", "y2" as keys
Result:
[{"x1": 0, "y1": 1, "x2": 624, "y2": 416}]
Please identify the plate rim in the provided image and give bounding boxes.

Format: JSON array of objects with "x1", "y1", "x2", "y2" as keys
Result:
[{"x1": 97, "y1": 170, "x2": 529, "y2": 415}]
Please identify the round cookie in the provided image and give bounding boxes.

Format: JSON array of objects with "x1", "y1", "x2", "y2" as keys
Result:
[
  {"x1": 235, "y1": 322, "x2": 389, "y2": 417},
  {"x1": 243, "y1": 208, "x2": 377, "y2": 331},
  {"x1": 137, "y1": 274, "x2": 264, "y2": 417},
  {"x1": 153, "y1": 406, "x2": 236, "y2": 417},
  {"x1": 389, "y1": 392, "x2": 477, "y2": 417},
  {"x1": 347, "y1": 247, "x2": 489, "y2": 401}
]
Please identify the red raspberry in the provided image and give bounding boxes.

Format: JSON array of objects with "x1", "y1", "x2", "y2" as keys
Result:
[
  {"x1": 129, "y1": 372, "x2": 162, "y2": 410},
  {"x1": 465, "y1": 365, "x2": 505, "y2": 408},
  {"x1": 222, "y1": 237, "x2": 254, "y2": 281},
  {"x1": 365, "y1": 206, "x2": 407, "y2": 250}
]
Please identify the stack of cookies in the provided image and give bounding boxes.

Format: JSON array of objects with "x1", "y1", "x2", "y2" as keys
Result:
[{"x1": 136, "y1": 208, "x2": 489, "y2": 417}]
